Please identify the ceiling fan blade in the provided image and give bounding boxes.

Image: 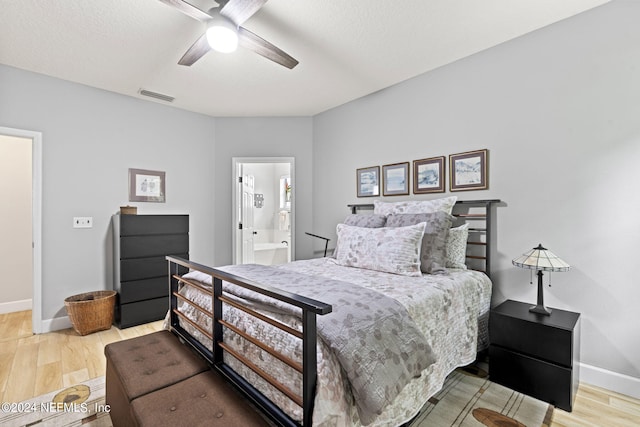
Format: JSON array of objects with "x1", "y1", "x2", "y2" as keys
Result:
[
  {"x1": 158, "y1": 0, "x2": 212, "y2": 22},
  {"x1": 238, "y1": 27, "x2": 298, "y2": 69},
  {"x1": 178, "y1": 33, "x2": 211, "y2": 66},
  {"x1": 219, "y1": 0, "x2": 268, "y2": 26}
]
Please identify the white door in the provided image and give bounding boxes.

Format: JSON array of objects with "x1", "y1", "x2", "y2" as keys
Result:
[{"x1": 240, "y1": 172, "x2": 255, "y2": 264}]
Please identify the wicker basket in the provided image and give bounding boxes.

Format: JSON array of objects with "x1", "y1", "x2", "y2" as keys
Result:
[{"x1": 64, "y1": 290, "x2": 117, "y2": 336}]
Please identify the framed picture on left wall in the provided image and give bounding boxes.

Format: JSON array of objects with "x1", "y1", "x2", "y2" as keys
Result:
[{"x1": 129, "y1": 168, "x2": 165, "y2": 202}]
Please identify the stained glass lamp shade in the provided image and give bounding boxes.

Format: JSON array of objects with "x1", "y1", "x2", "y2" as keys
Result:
[{"x1": 512, "y1": 244, "x2": 570, "y2": 315}]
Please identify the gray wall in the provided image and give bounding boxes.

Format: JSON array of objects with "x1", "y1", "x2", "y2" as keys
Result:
[
  {"x1": 0, "y1": 66, "x2": 315, "y2": 324},
  {"x1": 313, "y1": 0, "x2": 640, "y2": 388},
  {"x1": 0, "y1": 64, "x2": 217, "y2": 321},
  {"x1": 213, "y1": 117, "x2": 314, "y2": 266}
]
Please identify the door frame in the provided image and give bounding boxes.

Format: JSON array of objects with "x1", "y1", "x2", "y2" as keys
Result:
[
  {"x1": 0, "y1": 126, "x2": 43, "y2": 333},
  {"x1": 231, "y1": 157, "x2": 295, "y2": 265}
]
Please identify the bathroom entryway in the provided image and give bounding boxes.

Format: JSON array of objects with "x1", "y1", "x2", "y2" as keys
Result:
[{"x1": 232, "y1": 157, "x2": 294, "y2": 265}]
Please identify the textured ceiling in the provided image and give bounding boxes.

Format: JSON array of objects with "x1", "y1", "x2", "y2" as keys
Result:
[{"x1": 0, "y1": 0, "x2": 610, "y2": 116}]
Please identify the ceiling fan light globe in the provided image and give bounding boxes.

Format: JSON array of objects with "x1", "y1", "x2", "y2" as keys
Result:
[{"x1": 206, "y1": 20, "x2": 238, "y2": 53}]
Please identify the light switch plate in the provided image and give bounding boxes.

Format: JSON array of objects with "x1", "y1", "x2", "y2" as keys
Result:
[{"x1": 73, "y1": 217, "x2": 93, "y2": 228}]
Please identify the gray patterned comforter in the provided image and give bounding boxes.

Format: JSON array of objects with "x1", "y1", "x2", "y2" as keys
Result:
[{"x1": 218, "y1": 263, "x2": 436, "y2": 424}]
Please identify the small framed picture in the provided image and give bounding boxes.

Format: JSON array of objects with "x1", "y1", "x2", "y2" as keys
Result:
[
  {"x1": 382, "y1": 162, "x2": 410, "y2": 196},
  {"x1": 413, "y1": 156, "x2": 445, "y2": 194},
  {"x1": 449, "y1": 149, "x2": 488, "y2": 191},
  {"x1": 129, "y1": 168, "x2": 166, "y2": 202},
  {"x1": 356, "y1": 166, "x2": 380, "y2": 197}
]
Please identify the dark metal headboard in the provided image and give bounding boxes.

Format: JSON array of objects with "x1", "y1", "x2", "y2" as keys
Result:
[{"x1": 346, "y1": 199, "x2": 500, "y2": 278}]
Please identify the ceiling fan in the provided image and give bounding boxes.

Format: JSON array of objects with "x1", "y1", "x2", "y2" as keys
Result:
[{"x1": 159, "y1": 0, "x2": 298, "y2": 69}]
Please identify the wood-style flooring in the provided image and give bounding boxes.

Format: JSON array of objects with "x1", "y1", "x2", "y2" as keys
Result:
[
  {"x1": 1, "y1": 310, "x2": 639, "y2": 426},
  {"x1": 0, "y1": 310, "x2": 162, "y2": 404}
]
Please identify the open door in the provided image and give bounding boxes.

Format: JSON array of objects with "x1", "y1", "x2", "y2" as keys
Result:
[
  {"x1": 240, "y1": 171, "x2": 255, "y2": 264},
  {"x1": 232, "y1": 157, "x2": 294, "y2": 265},
  {"x1": 0, "y1": 126, "x2": 42, "y2": 333}
]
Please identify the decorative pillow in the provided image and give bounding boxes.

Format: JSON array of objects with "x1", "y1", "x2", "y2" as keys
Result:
[
  {"x1": 334, "y1": 222, "x2": 426, "y2": 276},
  {"x1": 330, "y1": 214, "x2": 387, "y2": 258},
  {"x1": 373, "y1": 196, "x2": 457, "y2": 216},
  {"x1": 446, "y1": 223, "x2": 469, "y2": 269},
  {"x1": 343, "y1": 214, "x2": 387, "y2": 228},
  {"x1": 385, "y1": 211, "x2": 453, "y2": 274}
]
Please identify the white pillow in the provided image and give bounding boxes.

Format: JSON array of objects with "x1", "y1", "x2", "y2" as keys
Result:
[
  {"x1": 373, "y1": 196, "x2": 457, "y2": 216},
  {"x1": 334, "y1": 222, "x2": 426, "y2": 276},
  {"x1": 445, "y1": 223, "x2": 469, "y2": 269}
]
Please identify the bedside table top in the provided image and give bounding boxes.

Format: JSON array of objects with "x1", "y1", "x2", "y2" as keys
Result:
[{"x1": 492, "y1": 300, "x2": 580, "y2": 331}]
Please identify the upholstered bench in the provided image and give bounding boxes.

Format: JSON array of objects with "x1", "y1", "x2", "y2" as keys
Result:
[
  {"x1": 131, "y1": 370, "x2": 271, "y2": 426},
  {"x1": 104, "y1": 330, "x2": 270, "y2": 426},
  {"x1": 105, "y1": 330, "x2": 210, "y2": 426}
]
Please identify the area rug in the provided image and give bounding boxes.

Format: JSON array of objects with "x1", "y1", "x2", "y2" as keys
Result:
[
  {"x1": 0, "y1": 376, "x2": 111, "y2": 427},
  {"x1": 409, "y1": 367, "x2": 553, "y2": 427},
  {"x1": 2, "y1": 368, "x2": 552, "y2": 427}
]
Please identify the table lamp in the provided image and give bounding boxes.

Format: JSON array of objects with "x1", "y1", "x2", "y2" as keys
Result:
[{"x1": 512, "y1": 244, "x2": 570, "y2": 315}]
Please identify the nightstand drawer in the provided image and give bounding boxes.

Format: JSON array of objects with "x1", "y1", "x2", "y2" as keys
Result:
[
  {"x1": 490, "y1": 345, "x2": 574, "y2": 412},
  {"x1": 490, "y1": 300, "x2": 579, "y2": 367}
]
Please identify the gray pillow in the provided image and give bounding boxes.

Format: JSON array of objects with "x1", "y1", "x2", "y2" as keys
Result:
[
  {"x1": 343, "y1": 214, "x2": 387, "y2": 228},
  {"x1": 386, "y1": 211, "x2": 453, "y2": 274}
]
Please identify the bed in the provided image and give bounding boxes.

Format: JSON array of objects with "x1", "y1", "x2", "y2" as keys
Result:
[{"x1": 165, "y1": 198, "x2": 499, "y2": 427}]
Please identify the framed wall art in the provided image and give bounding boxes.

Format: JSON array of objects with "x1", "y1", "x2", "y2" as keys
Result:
[
  {"x1": 382, "y1": 162, "x2": 410, "y2": 196},
  {"x1": 413, "y1": 156, "x2": 445, "y2": 194},
  {"x1": 129, "y1": 168, "x2": 166, "y2": 202},
  {"x1": 449, "y1": 149, "x2": 488, "y2": 191},
  {"x1": 356, "y1": 166, "x2": 380, "y2": 197}
]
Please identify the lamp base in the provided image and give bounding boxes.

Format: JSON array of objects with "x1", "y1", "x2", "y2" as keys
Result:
[
  {"x1": 530, "y1": 270, "x2": 552, "y2": 315},
  {"x1": 529, "y1": 304, "x2": 552, "y2": 315}
]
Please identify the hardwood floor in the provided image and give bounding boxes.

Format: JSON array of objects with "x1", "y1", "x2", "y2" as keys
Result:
[
  {"x1": 0, "y1": 310, "x2": 162, "y2": 404},
  {"x1": 1, "y1": 310, "x2": 639, "y2": 426}
]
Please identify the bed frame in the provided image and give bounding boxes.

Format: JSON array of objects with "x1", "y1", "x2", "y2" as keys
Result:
[{"x1": 166, "y1": 199, "x2": 500, "y2": 426}]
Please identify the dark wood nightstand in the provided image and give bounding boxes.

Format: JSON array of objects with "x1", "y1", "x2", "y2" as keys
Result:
[{"x1": 489, "y1": 299, "x2": 580, "y2": 412}]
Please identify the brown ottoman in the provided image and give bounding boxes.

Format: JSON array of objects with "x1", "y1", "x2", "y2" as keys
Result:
[
  {"x1": 105, "y1": 330, "x2": 209, "y2": 427},
  {"x1": 131, "y1": 370, "x2": 271, "y2": 427}
]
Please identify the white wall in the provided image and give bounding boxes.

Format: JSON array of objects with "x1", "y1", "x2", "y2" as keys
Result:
[
  {"x1": 313, "y1": 0, "x2": 640, "y2": 395},
  {"x1": 0, "y1": 135, "x2": 32, "y2": 307},
  {"x1": 0, "y1": 64, "x2": 217, "y2": 325}
]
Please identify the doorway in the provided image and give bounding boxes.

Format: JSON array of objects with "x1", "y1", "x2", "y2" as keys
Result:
[
  {"x1": 0, "y1": 127, "x2": 42, "y2": 333},
  {"x1": 232, "y1": 157, "x2": 294, "y2": 265}
]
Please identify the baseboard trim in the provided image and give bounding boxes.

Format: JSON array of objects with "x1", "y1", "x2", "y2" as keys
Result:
[
  {"x1": 0, "y1": 299, "x2": 32, "y2": 314},
  {"x1": 580, "y1": 362, "x2": 640, "y2": 399},
  {"x1": 41, "y1": 315, "x2": 72, "y2": 333}
]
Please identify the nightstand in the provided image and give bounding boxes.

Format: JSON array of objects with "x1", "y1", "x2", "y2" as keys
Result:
[{"x1": 489, "y1": 299, "x2": 580, "y2": 412}]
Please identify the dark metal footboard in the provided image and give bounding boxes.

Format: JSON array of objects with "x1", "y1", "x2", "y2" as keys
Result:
[{"x1": 166, "y1": 256, "x2": 332, "y2": 427}]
